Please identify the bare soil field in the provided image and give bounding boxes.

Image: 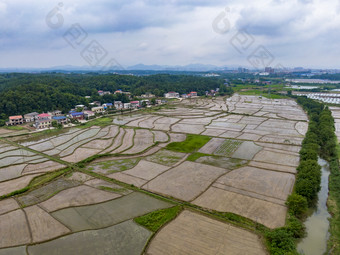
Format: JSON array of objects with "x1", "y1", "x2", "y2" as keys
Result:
[
  {"x1": 143, "y1": 161, "x2": 227, "y2": 201},
  {"x1": 115, "y1": 160, "x2": 170, "y2": 181},
  {"x1": 28, "y1": 220, "x2": 151, "y2": 255},
  {"x1": 51, "y1": 192, "x2": 171, "y2": 232},
  {"x1": 253, "y1": 149, "x2": 300, "y2": 167},
  {"x1": 0, "y1": 198, "x2": 19, "y2": 215},
  {"x1": 193, "y1": 187, "x2": 287, "y2": 228},
  {"x1": 40, "y1": 185, "x2": 121, "y2": 212},
  {"x1": 147, "y1": 210, "x2": 266, "y2": 255},
  {"x1": 0, "y1": 209, "x2": 31, "y2": 248},
  {"x1": 24, "y1": 205, "x2": 70, "y2": 242},
  {"x1": 215, "y1": 166, "x2": 295, "y2": 201}
]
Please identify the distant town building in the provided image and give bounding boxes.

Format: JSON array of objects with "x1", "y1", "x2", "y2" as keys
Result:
[
  {"x1": 24, "y1": 112, "x2": 39, "y2": 123},
  {"x1": 164, "y1": 92, "x2": 179, "y2": 98},
  {"x1": 265, "y1": 67, "x2": 274, "y2": 74},
  {"x1": 7, "y1": 115, "x2": 24, "y2": 126}
]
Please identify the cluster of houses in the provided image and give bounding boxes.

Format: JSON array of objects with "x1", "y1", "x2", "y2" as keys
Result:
[
  {"x1": 6, "y1": 110, "x2": 67, "y2": 130},
  {"x1": 6, "y1": 99, "x2": 161, "y2": 130},
  {"x1": 164, "y1": 91, "x2": 198, "y2": 99},
  {"x1": 6, "y1": 90, "x2": 195, "y2": 130}
]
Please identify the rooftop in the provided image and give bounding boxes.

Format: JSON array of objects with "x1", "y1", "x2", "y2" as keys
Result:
[
  {"x1": 71, "y1": 112, "x2": 84, "y2": 116},
  {"x1": 52, "y1": 116, "x2": 66, "y2": 120},
  {"x1": 9, "y1": 115, "x2": 23, "y2": 120},
  {"x1": 38, "y1": 113, "x2": 51, "y2": 118}
]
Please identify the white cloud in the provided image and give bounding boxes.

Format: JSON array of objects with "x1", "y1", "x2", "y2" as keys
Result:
[{"x1": 0, "y1": 0, "x2": 339, "y2": 68}]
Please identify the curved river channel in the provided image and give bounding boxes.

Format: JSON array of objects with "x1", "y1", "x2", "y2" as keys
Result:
[{"x1": 297, "y1": 158, "x2": 330, "y2": 255}]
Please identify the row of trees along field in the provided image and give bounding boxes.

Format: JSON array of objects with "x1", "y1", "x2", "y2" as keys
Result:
[
  {"x1": 266, "y1": 96, "x2": 340, "y2": 255},
  {"x1": 0, "y1": 73, "x2": 226, "y2": 126}
]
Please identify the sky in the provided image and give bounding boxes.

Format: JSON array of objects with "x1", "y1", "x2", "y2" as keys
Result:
[{"x1": 1, "y1": 0, "x2": 340, "y2": 69}]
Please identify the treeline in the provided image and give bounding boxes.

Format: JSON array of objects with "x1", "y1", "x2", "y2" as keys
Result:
[
  {"x1": 266, "y1": 96, "x2": 338, "y2": 254},
  {"x1": 0, "y1": 73, "x2": 224, "y2": 125}
]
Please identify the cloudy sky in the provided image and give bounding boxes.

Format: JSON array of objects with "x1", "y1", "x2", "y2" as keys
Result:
[{"x1": 1, "y1": 0, "x2": 340, "y2": 69}]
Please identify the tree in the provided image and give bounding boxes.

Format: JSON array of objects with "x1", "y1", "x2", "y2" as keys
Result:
[
  {"x1": 286, "y1": 193, "x2": 308, "y2": 217},
  {"x1": 151, "y1": 98, "x2": 156, "y2": 105}
]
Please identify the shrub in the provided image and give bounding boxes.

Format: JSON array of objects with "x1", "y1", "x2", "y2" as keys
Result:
[
  {"x1": 286, "y1": 215, "x2": 305, "y2": 238},
  {"x1": 266, "y1": 228, "x2": 296, "y2": 255}
]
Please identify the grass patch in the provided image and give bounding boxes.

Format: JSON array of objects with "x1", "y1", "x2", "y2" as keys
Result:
[
  {"x1": 186, "y1": 152, "x2": 209, "y2": 161},
  {"x1": 98, "y1": 185, "x2": 128, "y2": 194},
  {"x1": 5, "y1": 125, "x2": 26, "y2": 131},
  {"x1": 165, "y1": 134, "x2": 211, "y2": 153},
  {"x1": 77, "y1": 117, "x2": 113, "y2": 129},
  {"x1": 134, "y1": 206, "x2": 182, "y2": 232},
  {"x1": 28, "y1": 168, "x2": 71, "y2": 187}
]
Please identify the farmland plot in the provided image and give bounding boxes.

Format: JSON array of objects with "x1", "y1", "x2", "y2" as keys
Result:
[{"x1": 147, "y1": 210, "x2": 266, "y2": 255}]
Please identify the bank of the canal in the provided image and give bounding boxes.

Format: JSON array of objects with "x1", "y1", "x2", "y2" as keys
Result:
[{"x1": 298, "y1": 158, "x2": 330, "y2": 255}]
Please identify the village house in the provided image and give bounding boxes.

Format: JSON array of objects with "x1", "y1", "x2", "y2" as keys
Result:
[
  {"x1": 83, "y1": 110, "x2": 95, "y2": 119},
  {"x1": 102, "y1": 103, "x2": 113, "y2": 110},
  {"x1": 141, "y1": 99, "x2": 150, "y2": 106},
  {"x1": 34, "y1": 119, "x2": 52, "y2": 129},
  {"x1": 6, "y1": 115, "x2": 24, "y2": 126},
  {"x1": 70, "y1": 112, "x2": 84, "y2": 120},
  {"x1": 52, "y1": 116, "x2": 68, "y2": 125},
  {"x1": 189, "y1": 91, "x2": 198, "y2": 97},
  {"x1": 24, "y1": 112, "x2": 39, "y2": 123},
  {"x1": 141, "y1": 92, "x2": 155, "y2": 98},
  {"x1": 123, "y1": 103, "x2": 131, "y2": 109},
  {"x1": 91, "y1": 106, "x2": 104, "y2": 114},
  {"x1": 89, "y1": 101, "x2": 101, "y2": 107},
  {"x1": 164, "y1": 92, "x2": 179, "y2": 98},
  {"x1": 114, "y1": 101, "x2": 123, "y2": 109},
  {"x1": 98, "y1": 90, "x2": 111, "y2": 96},
  {"x1": 37, "y1": 113, "x2": 52, "y2": 120},
  {"x1": 130, "y1": 101, "x2": 140, "y2": 109},
  {"x1": 48, "y1": 110, "x2": 62, "y2": 116},
  {"x1": 75, "y1": 104, "x2": 85, "y2": 109}
]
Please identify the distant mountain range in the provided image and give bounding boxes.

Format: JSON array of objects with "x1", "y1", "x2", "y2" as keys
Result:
[{"x1": 0, "y1": 63, "x2": 231, "y2": 73}]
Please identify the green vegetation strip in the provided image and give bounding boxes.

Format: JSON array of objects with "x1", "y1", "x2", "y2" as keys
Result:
[
  {"x1": 0, "y1": 167, "x2": 72, "y2": 200},
  {"x1": 134, "y1": 206, "x2": 182, "y2": 232},
  {"x1": 165, "y1": 134, "x2": 211, "y2": 153},
  {"x1": 269, "y1": 96, "x2": 340, "y2": 255}
]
